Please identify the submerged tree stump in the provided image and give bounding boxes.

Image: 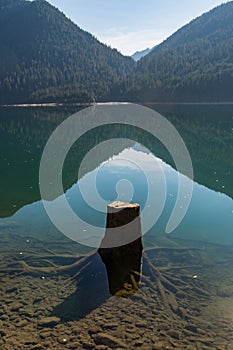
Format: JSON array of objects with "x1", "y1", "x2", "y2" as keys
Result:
[
  {"x1": 3, "y1": 201, "x2": 211, "y2": 319},
  {"x1": 98, "y1": 201, "x2": 143, "y2": 297},
  {"x1": 99, "y1": 201, "x2": 142, "y2": 248}
]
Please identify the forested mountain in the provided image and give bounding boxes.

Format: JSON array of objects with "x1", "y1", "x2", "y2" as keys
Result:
[
  {"x1": 118, "y1": 1, "x2": 233, "y2": 102},
  {"x1": 1, "y1": 0, "x2": 233, "y2": 103},
  {"x1": 0, "y1": 0, "x2": 134, "y2": 104}
]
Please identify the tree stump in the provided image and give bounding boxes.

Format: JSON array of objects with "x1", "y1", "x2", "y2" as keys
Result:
[
  {"x1": 98, "y1": 201, "x2": 143, "y2": 297},
  {"x1": 5, "y1": 201, "x2": 206, "y2": 318}
]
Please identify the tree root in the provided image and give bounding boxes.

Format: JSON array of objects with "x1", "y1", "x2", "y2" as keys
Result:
[
  {"x1": 1, "y1": 252, "x2": 95, "y2": 277},
  {"x1": 142, "y1": 255, "x2": 180, "y2": 317},
  {"x1": 1, "y1": 246, "x2": 211, "y2": 319},
  {"x1": 141, "y1": 253, "x2": 211, "y2": 318},
  {"x1": 145, "y1": 246, "x2": 203, "y2": 253}
]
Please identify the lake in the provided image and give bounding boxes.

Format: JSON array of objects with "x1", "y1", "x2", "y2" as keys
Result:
[{"x1": 0, "y1": 103, "x2": 233, "y2": 349}]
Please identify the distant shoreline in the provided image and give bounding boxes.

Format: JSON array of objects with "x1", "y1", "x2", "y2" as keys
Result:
[
  {"x1": 2, "y1": 101, "x2": 233, "y2": 108},
  {"x1": 0, "y1": 102, "x2": 94, "y2": 108},
  {"x1": 0, "y1": 102, "x2": 130, "y2": 108},
  {"x1": 145, "y1": 101, "x2": 233, "y2": 105}
]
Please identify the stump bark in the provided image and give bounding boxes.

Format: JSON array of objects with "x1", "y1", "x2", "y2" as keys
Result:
[{"x1": 98, "y1": 201, "x2": 143, "y2": 297}]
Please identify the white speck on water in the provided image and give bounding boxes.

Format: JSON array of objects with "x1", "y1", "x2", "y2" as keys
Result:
[
  {"x1": 83, "y1": 229, "x2": 87, "y2": 232},
  {"x1": 26, "y1": 239, "x2": 30, "y2": 243},
  {"x1": 222, "y1": 185, "x2": 225, "y2": 188},
  {"x1": 13, "y1": 205, "x2": 16, "y2": 208},
  {"x1": 193, "y1": 275, "x2": 198, "y2": 279},
  {"x1": 41, "y1": 276, "x2": 45, "y2": 280},
  {"x1": 19, "y1": 252, "x2": 23, "y2": 255},
  {"x1": 216, "y1": 179, "x2": 219, "y2": 182}
]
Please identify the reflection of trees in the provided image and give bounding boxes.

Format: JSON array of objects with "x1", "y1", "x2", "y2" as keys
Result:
[
  {"x1": 0, "y1": 107, "x2": 134, "y2": 217},
  {"x1": 0, "y1": 104, "x2": 232, "y2": 218},
  {"x1": 0, "y1": 107, "x2": 77, "y2": 217},
  {"x1": 151, "y1": 104, "x2": 233, "y2": 199}
]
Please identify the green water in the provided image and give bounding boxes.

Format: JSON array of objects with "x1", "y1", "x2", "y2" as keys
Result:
[
  {"x1": 0, "y1": 104, "x2": 232, "y2": 248},
  {"x1": 0, "y1": 104, "x2": 233, "y2": 349}
]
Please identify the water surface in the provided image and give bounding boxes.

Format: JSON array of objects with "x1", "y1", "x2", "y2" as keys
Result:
[{"x1": 0, "y1": 104, "x2": 233, "y2": 349}]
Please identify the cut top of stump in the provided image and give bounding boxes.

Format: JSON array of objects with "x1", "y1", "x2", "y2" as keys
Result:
[
  {"x1": 108, "y1": 201, "x2": 139, "y2": 208},
  {"x1": 108, "y1": 201, "x2": 140, "y2": 212},
  {"x1": 101, "y1": 201, "x2": 142, "y2": 248}
]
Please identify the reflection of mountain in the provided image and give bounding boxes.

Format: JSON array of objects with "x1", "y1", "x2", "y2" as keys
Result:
[
  {"x1": 0, "y1": 107, "x2": 134, "y2": 217},
  {"x1": 0, "y1": 104, "x2": 232, "y2": 218}
]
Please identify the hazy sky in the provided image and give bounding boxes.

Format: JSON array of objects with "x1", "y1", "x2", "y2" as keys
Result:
[{"x1": 47, "y1": 0, "x2": 229, "y2": 55}]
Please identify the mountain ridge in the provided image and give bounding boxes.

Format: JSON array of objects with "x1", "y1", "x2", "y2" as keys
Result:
[{"x1": 131, "y1": 48, "x2": 152, "y2": 61}]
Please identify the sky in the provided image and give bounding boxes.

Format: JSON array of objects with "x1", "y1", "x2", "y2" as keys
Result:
[{"x1": 47, "y1": 0, "x2": 229, "y2": 56}]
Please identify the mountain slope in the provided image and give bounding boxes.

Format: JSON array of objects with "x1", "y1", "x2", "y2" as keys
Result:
[
  {"x1": 121, "y1": 2, "x2": 233, "y2": 102},
  {"x1": 0, "y1": 0, "x2": 134, "y2": 104}
]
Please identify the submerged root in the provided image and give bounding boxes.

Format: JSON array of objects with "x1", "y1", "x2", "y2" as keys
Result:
[
  {"x1": 1, "y1": 246, "x2": 211, "y2": 320},
  {"x1": 1, "y1": 252, "x2": 95, "y2": 277},
  {"x1": 142, "y1": 253, "x2": 210, "y2": 318},
  {"x1": 142, "y1": 255, "x2": 179, "y2": 317}
]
